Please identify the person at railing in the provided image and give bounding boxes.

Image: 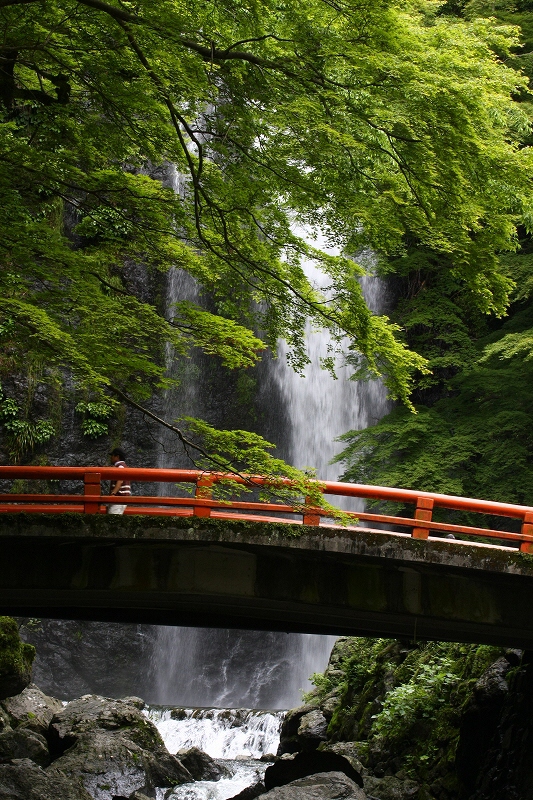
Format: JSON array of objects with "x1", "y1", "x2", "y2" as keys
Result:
[{"x1": 107, "y1": 448, "x2": 131, "y2": 515}]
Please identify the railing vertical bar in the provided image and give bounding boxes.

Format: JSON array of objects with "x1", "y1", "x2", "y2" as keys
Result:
[
  {"x1": 84, "y1": 473, "x2": 101, "y2": 514},
  {"x1": 520, "y1": 512, "x2": 533, "y2": 553},
  {"x1": 412, "y1": 497, "x2": 434, "y2": 540},
  {"x1": 194, "y1": 476, "x2": 213, "y2": 518},
  {"x1": 303, "y1": 496, "x2": 321, "y2": 526}
]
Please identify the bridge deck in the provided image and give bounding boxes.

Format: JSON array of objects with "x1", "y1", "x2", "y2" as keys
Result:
[{"x1": 2, "y1": 513, "x2": 533, "y2": 648}]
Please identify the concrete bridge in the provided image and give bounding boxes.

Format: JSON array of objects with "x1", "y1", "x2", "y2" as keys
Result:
[{"x1": 2, "y1": 467, "x2": 533, "y2": 648}]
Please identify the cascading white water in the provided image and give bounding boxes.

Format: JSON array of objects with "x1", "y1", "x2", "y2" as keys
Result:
[
  {"x1": 148, "y1": 707, "x2": 283, "y2": 759},
  {"x1": 150, "y1": 204, "x2": 391, "y2": 709},
  {"x1": 148, "y1": 706, "x2": 283, "y2": 800}
]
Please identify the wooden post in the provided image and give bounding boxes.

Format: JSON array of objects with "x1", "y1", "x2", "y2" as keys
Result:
[
  {"x1": 412, "y1": 497, "x2": 433, "y2": 540},
  {"x1": 194, "y1": 476, "x2": 213, "y2": 517},
  {"x1": 520, "y1": 512, "x2": 533, "y2": 553},
  {"x1": 303, "y1": 497, "x2": 321, "y2": 526},
  {"x1": 84, "y1": 473, "x2": 101, "y2": 514}
]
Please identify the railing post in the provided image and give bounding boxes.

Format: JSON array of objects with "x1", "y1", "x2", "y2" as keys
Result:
[
  {"x1": 194, "y1": 476, "x2": 213, "y2": 517},
  {"x1": 84, "y1": 473, "x2": 101, "y2": 514},
  {"x1": 412, "y1": 497, "x2": 433, "y2": 540},
  {"x1": 303, "y1": 497, "x2": 321, "y2": 526},
  {"x1": 520, "y1": 512, "x2": 533, "y2": 553}
]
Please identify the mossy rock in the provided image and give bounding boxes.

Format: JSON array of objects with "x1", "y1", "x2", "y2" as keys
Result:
[{"x1": 0, "y1": 617, "x2": 35, "y2": 700}]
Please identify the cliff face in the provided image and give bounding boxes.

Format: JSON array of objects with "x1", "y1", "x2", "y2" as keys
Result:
[
  {"x1": 279, "y1": 637, "x2": 533, "y2": 800},
  {"x1": 17, "y1": 620, "x2": 157, "y2": 702}
]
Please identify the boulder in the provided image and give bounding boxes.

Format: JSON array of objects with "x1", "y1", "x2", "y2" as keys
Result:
[
  {"x1": 49, "y1": 729, "x2": 192, "y2": 800},
  {"x1": 261, "y1": 771, "x2": 367, "y2": 800},
  {"x1": 176, "y1": 746, "x2": 230, "y2": 781},
  {"x1": 0, "y1": 708, "x2": 9, "y2": 734},
  {"x1": 473, "y1": 656, "x2": 511, "y2": 703},
  {"x1": 362, "y1": 775, "x2": 419, "y2": 800},
  {"x1": 277, "y1": 704, "x2": 320, "y2": 755},
  {"x1": 0, "y1": 727, "x2": 50, "y2": 767},
  {"x1": 1, "y1": 683, "x2": 62, "y2": 735},
  {"x1": 228, "y1": 781, "x2": 266, "y2": 800},
  {"x1": 0, "y1": 757, "x2": 92, "y2": 800},
  {"x1": 48, "y1": 695, "x2": 193, "y2": 800},
  {"x1": 0, "y1": 617, "x2": 35, "y2": 700},
  {"x1": 297, "y1": 710, "x2": 328, "y2": 746},
  {"x1": 49, "y1": 695, "x2": 164, "y2": 753},
  {"x1": 319, "y1": 743, "x2": 365, "y2": 775},
  {"x1": 265, "y1": 751, "x2": 364, "y2": 791}
]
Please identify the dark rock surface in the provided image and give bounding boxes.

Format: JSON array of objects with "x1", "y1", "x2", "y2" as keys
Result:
[
  {"x1": 458, "y1": 651, "x2": 533, "y2": 800},
  {"x1": 18, "y1": 620, "x2": 156, "y2": 701},
  {"x1": 265, "y1": 751, "x2": 364, "y2": 791},
  {"x1": 48, "y1": 694, "x2": 192, "y2": 799},
  {"x1": 319, "y1": 743, "x2": 365, "y2": 776},
  {"x1": 1, "y1": 683, "x2": 62, "y2": 735},
  {"x1": 176, "y1": 746, "x2": 230, "y2": 781},
  {"x1": 261, "y1": 771, "x2": 367, "y2": 800},
  {"x1": 0, "y1": 616, "x2": 35, "y2": 700},
  {"x1": 297, "y1": 710, "x2": 328, "y2": 747},
  {"x1": 228, "y1": 781, "x2": 267, "y2": 800},
  {"x1": 362, "y1": 774, "x2": 419, "y2": 800},
  {"x1": 0, "y1": 727, "x2": 50, "y2": 767},
  {"x1": 277, "y1": 704, "x2": 322, "y2": 755},
  {"x1": 0, "y1": 757, "x2": 93, "y2": 800}
]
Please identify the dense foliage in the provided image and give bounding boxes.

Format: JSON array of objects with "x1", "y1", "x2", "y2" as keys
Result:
[
  {"x1": 1, "y1": 0, "x2": 532, "y2": 471},
  {"x1": 336, "y1": 1, "x2": 533, "y2": 505},
  {"x1": 307, "y1": 636, "x2": 505, "y2": 793}
]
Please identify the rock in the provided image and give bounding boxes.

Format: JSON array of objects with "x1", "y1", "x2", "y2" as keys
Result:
[
  {"x1": 262, "y1": 771, "x2": 366, "y2": 799},
  {"x1": 228, "y1": 781, "x2": 266, "y2": 800},
  {"x1": 320, "y1": 692, "x2": 341, "y2": 721},
  {"x1": 0, "y1": 757, "x2": 92, "y2": 799},
  {"x1": 17, "y1": 619, "x2": 157, "y2": 701},
  {"x1": 1, "y1": 683, "x2": 62, "y2": 735},
  {"x1": 265, "y1": 751, "x2": 364, "y2": 791},
  {"x1": 0, "y1": 708, "x2": 9, "y2": 733},
  {"x1": 260, "y1": 753, "x2": 278, "y2": 762},
  {"x1": 121, "y1": 697, "x2": 145, "y2": 710},
  {"x1": 297, "y1": 710, "x2": 328, "y2": 746},
  {"x1": 277, "y1": 704, "x2": 320, "y2": 755},
  {"x1": 0, "y1": 727, "x2": 50, "y2": 767},
  {"x1": 48, "y1": 695, "x2": 192, "y2": 800},
  {"x1": 0, "y1": 617, "x2": 35, "y2": 700},
  {"x1": 176, "y1": 746, "x2": 229, "y2": 781},
  {"x1": 49, "y1": 695, "x2": 163, "y2": 751},
  {"x1": 319, "y1": 743, "x2": 365, "y2": 775},
  {"x1": 474, "y1": 657, "x2": 511, "y2": 703},
  {"x1": 362, "y1": 775, "x2": 419, "y2": 800},
  {"x1": 49, "y1": 729, "x2": 191, "y2": 800}
]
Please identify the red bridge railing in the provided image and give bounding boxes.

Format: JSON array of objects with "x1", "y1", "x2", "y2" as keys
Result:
[{"x1": 0, "y1": 466, "x2": 532, "y2": 553}]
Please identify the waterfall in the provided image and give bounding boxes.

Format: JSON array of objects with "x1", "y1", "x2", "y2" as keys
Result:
[
  {"x1": 150, "y1": 218, "x2": 390, "y2": 709},
  {"x1": 150, "y1": 627, "x2": 334, "y2": 708},
  {"x1": 258, "y1": 243, "x2": 391, "y2": 512}
]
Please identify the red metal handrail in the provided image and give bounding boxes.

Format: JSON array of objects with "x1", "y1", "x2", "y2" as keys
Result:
[{"x1": 0, "y1": 466, "x2": 532, "y2": 553}]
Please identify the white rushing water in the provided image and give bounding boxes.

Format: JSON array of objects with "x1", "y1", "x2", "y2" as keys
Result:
[
  {"x1": 148, "y1": 706, "x2": 283, "y2": 800},
  {"x1": 148, "y1": 707, "x2": 283, "y2": 759}
]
